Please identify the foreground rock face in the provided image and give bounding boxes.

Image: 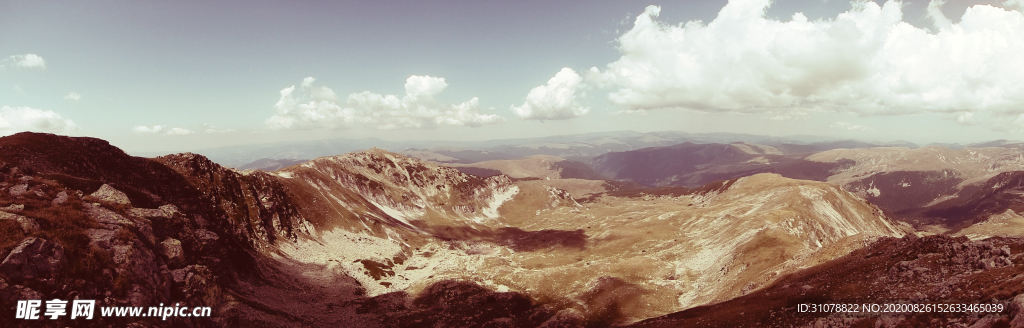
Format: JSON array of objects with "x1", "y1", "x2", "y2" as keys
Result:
[
  {"x1": 0, "y1": 237, "x2": 65, "y2": 284},
  {"x1": 156, "y1": 152, "x2": 310, "y2": 249}
]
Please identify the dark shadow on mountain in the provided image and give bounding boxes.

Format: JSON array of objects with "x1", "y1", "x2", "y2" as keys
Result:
[
  {"x1": 348, "y1": 280, "x2": 584, "y2": 328},
  {"x1": 452, "y1": 166, "x2": 503, "y2": 178},
  {"x1": 923, "y1": 171, "x2": 1024, "y2": 229},
  {"x1": 625, "y1": 235, "x2": 1024, "y2": 328}
]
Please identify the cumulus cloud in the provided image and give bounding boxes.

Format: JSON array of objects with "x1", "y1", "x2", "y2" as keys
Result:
[
  {"x1": 1006, "y1": 0, "x2": 1024, "y2": 12},
  {"x1": 957, "y1": 112, "x2": 976, "y2": 125},
  {"x1": 1, "y1": 54, "x2": 46, "y2": 69},
  {"x1": 132, "y1": 125, "x2": 166, "y2": 134},
  {"x1": 511, "y1": 68, "x2": 590, "y2": 120},
  {"x1": 0, "y1": 106, "x2": 80, "y2": 134},
  {"x1": 589, "y1": 1, "x2": 1024, "y2": 126},
  {"x1": 265, "y1": 76, "x2": 503, "y2": 130},
  {"x1": 926, "y1": 0, "x2": 953, "y2": 30},
  {"x1": 830, "y1": 121, "x2": 872, "y2": 131},
  {"x1": 198, "y1": 123, "x2": 234, "y2": 134},
  {"x1": 132, "y1": 125, "x2": 195, "y2": 136},
  {"x1": 64, "y1": 92, "x2": 81, "y2": 101}
]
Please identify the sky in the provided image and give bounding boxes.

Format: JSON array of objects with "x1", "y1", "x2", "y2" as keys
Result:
[{"x1": 2, "y1": 0, "x2": 1024, "y2": 153}]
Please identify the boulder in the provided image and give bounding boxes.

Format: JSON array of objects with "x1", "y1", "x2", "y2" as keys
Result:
[
  {"x1": 0, "y1": 237, "x2": 66, "y2": 283},
  {"x1": 1010, "y1": 293, "x2": 1024, "y2": 328},
  {"x1": 0, "y1": 203, "x2": 24, "y2": 213},
  {"x1": 128, "y1": 208, "x2": 171, "y2": 219},
  {"x1": 195, "y1": 229, "x2": 220, "y2": 244},
  {"x1": 84, "y1": 203, "x2": 135, "y2": 229},
  {"x1": 160, "y1": 238, "x2": 184, "y2": 268},
  {"x1": 109, "y1": 241, "x2": 170, "y2": 303},
  {"x1": 85, "y1": 228, "x2": 117, "y2": 249},
  {"x1": 89, "y1": 184, "x2": 131, "y2": 207},
  {"x1": 170, "y1": 268, "x2": 187, "y2": 285},
  {"x1": 51, "y1": 191, "x2": 68, "y2": 206},
  {"x1": 0, "y1": 211, "x2": 39, "y2": 233},
  {"x1": 8, "y1": 184, "x2": 28, "y2": 197}
]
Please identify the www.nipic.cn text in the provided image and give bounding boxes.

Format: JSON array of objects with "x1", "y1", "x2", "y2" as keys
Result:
[{"x1": 15, "y1": 299, "x2": 212, "y2": 321}]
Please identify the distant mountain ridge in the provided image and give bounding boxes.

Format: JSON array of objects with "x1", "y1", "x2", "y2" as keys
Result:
[{"x1": 203, "y1": 131, "x2": 936, "y2": 169}]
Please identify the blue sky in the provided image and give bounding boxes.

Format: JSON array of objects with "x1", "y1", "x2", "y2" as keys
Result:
[{"x1": 2, "y1": 0, "x2": 1024, "y2": 153}]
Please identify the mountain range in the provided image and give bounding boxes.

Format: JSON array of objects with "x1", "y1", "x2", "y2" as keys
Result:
[{"x1": 1, "y1": 132, "x2": 1023, "y2": 327}]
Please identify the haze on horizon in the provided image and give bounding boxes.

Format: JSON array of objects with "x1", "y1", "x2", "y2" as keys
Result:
[{"x1": 2, "y1": 0, "x2": 1024, "y2": 153}]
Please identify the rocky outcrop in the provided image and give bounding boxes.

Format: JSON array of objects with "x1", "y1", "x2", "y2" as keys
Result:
[
  {"x1": 0, "y1": 237, "x2": 65, "y2": 284},
  {"x1": 156, "y1": 152, "x2": 309, "y2": 249},
  {"x1": 160, "y1": 238, "x2": 184, "y2": 268},
  {"x1": 0, "y1": 210, "x2": 39, "y2": 233},
  {"x1": 89, "y1": 183, "x2": 132, "y2": 207},
  {"x1": 281, "y1": 148, "x2": 518, "y2": 230}
]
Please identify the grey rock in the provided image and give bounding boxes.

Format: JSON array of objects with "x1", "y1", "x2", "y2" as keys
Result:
[
  {"x1": 128, "y1": 208, "x2": 170, "y2": 219},
  {"x1": 170, "y1": 269, "x2": 187, "y2": 284},
  {"x1": 85, "y1": 228, "x2": 117, "y2": 249},
  {"x1": 108, "y1": 241, "x2": 169, "y2": 303},
  {"x1": 8, "y1": 184, "x2": 28, "y2": 197},
  {"x1": 159, "y1": 204, "x2": 180, "y2": 217},
  {"x1": 11, "y1": 285, "x2": 42, "y2": 301},
  {"x1": 0, "y1": 211, "x2": 40, "y2": 233},
  {"x1": 160, "y1": 238, "x2": 184, "y2": 267},
  {"x1": 84, "y1": 203, "x2": 135, "y2": 229},
  {"x1": 89, "y1": 184, "x2": 131, "y2": 207},
  {"x1": 137, "y1": 220, "x2": 156, "y2": 245},
  {"x1": 195, "y1": 229, "x2": 220, "y2": 244},
  {"x1": 1010, "y1": 293, "x2": 1024, "y2": 328},
  {"x1": 969, "y1": 317, "x2": 997, "y2": 328},
  {"x1": 0, "y1": 237, "x2": 66, "y2": 283},
  {"x1": 51, "y1": 191, "x2": 68, "y2": 205},
  {"x1": 0, "y1": 203, "x2": 24, "y2": 213}
]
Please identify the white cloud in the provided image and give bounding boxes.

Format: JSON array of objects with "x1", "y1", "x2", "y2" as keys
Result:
[
  {"x1": 199, "y1": 123, "x2": 234, "y2": 134},
  {"x1": 589, "y1": 1, "x2": 1024, "y2": 126},
  {"x1": 1, "y1": 54, "x2": 46, "y2": 69},
  {"x1": 957, "y1": 112, "x2": 975, "y2": 125},
  {"x1": 132, "y1": 125, "x2": 166, "y2": 134},
  {"x1": 265, "y1": 76, "x2": 503, "y2": 130},
  {"x1": 511, "y1": 67, "x2": 590, "y2": 120},
  {"x1": 301, "y1": 77, "x2": 316, "y2": 88},
  {"x1": 830, "y1": 121, "x2": 872, "y2": 131},
  {"x1": 132, "y1": 125, "x2": 194, "y2": 135},
  {"x1": 64, "y1": 92, "x2": 81, "y2": 101},
  {"x1": 165, "y1": 127, "x2": 194, "y2": 135},
  {"x1": 926, "y1": 0, "x2": 953, "y2": 30},
  {"x1": 0, "y1": 106, "x2": 80, "y2": 134},
  {"x1": 1006, "y1": 0, "x2": 1024, "y2": 12}
]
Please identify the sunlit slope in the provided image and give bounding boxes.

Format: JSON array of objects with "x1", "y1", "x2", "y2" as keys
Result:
[
  {"x1": 475, "y1": 173, "x2": 904, "y2": 323},
  {"x1": 272, "y1": 148, "x2": 518, "y2": 233},
  {"x1": 265, "y1": 150, "x2": 905, "y2": 325}
]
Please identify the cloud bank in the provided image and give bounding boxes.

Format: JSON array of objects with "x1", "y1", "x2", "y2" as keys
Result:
[
  {"x1": 266, "y1": 76, "x2": 503, "y2": 130},
  {"x1": 64, "y1": 92, "x2": 81, "y2": 101},
  {"x1": 0, "y1": 106, "x2": 80, "y2": 134},
  {"x1": 587, "y1": 0, "x2": 1024, "y2": 123},
  {"x1": 132, "y1": 125, "x2": 194, "y2": 135},
  {"x1": 1, "y1": 54, "x2": 46, "y2": 69},
  {"x1": 512, "y1": 68, "x2": 590, "y2": 120},
  {"x1": 830, "y1": 121, "x2": 872, "y2": 131}
]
